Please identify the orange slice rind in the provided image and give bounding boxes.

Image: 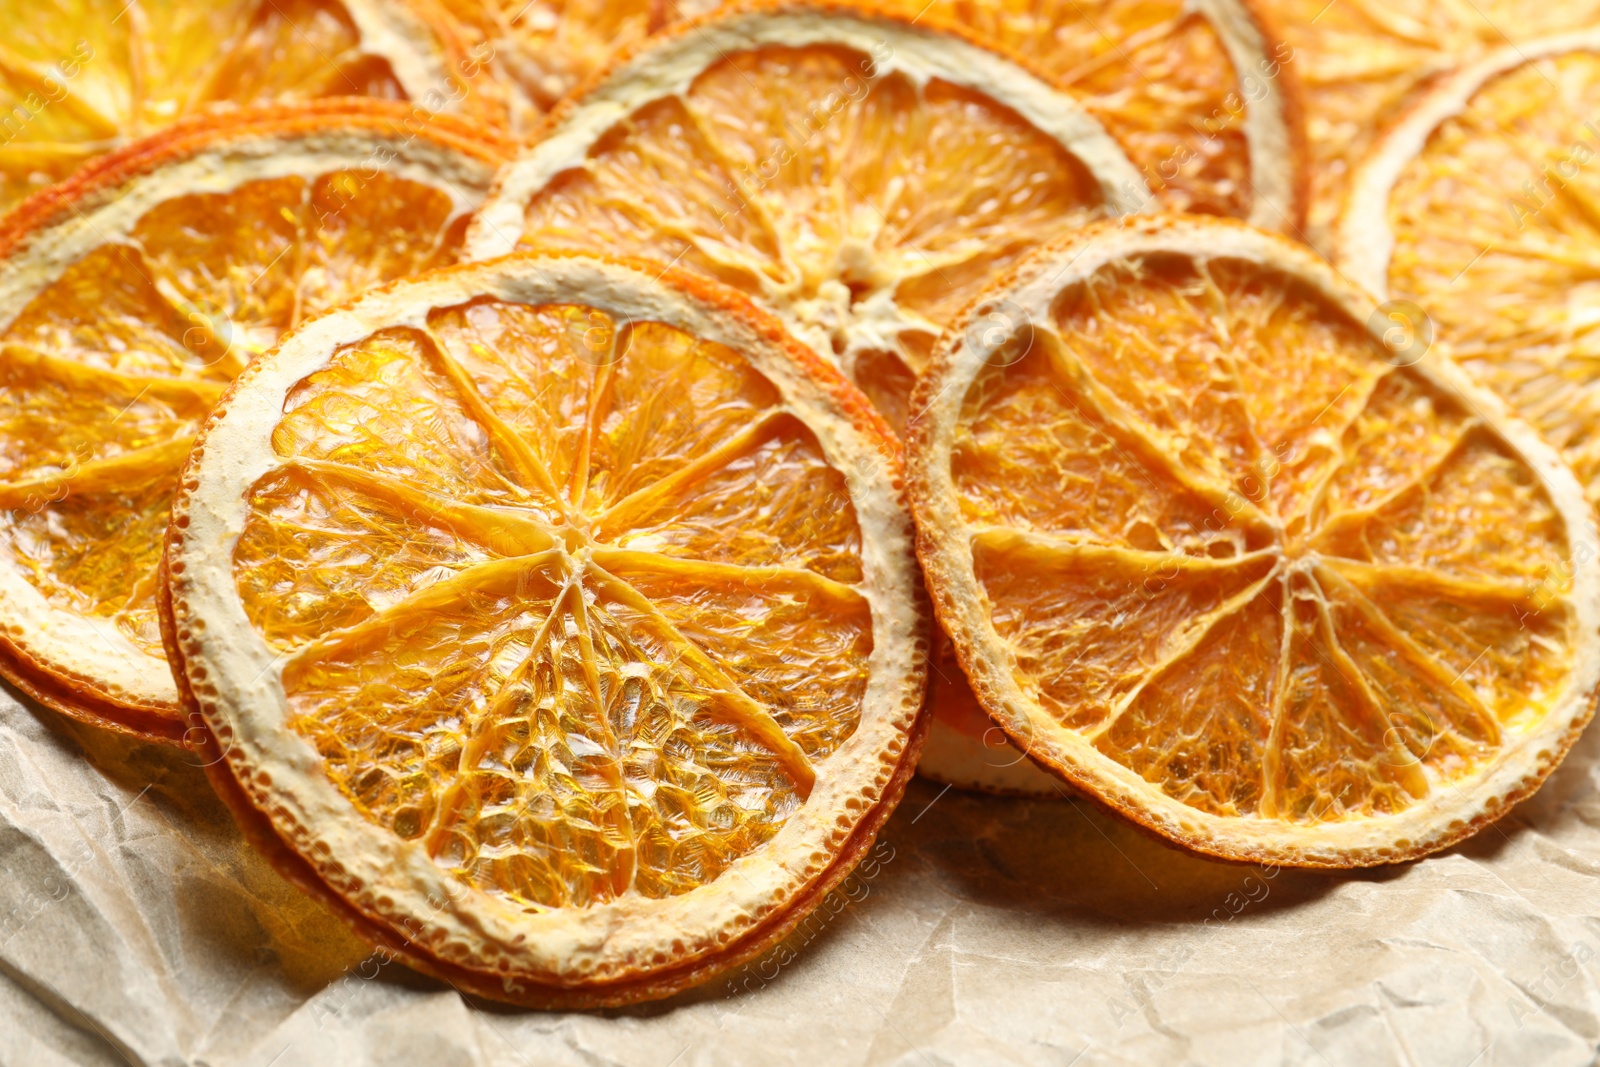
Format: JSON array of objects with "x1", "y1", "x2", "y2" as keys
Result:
[
  {"x1": 1338, "y1": 31, "x2": 1600, "y2": 506},
  {"x1": 0, "y1": 100, "x2": 509, "y2": 742},
  {"x1": 0, "y1": 0, "x2": 506, "y2": 213},
  {"x1": 908, "y1": 215, "x2": 1600, "y2": 866},
  {"x1": 464, "y1": 1, "x2": 1162, "y2": 423},
  {"x1": 162, "y1": 251, "x2": 928, "y2": 1006},
  {"x1": 1264, "y1": 0, "x2": 1600, "y2": 248},
  {"x1": 914, "y1": 0, "x2": 1305, "y2": 228}
]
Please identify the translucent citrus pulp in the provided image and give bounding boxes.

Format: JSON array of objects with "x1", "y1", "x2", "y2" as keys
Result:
[
  {"x1": 0, "y1": 101, "x2": 508, "y2": 741},
  {"x1": 161, "y1": 252, "x2": 928, "y2": 1006},
  {"x1": 1340, "y1": 34, "x2": 1600, "y2": 511},
  {"x1": 465, "y1": 2, "x2": 1304, "y2": 430},
  {"x1": 1262, "y1": 0, "x2": 1600, "y2": 247},
  {"x1": 908, "y1": 216, "x2": 1600, "y2": 866},
  {"x1": 0, "y1": 0, "x2": 503, "y2": 214}
]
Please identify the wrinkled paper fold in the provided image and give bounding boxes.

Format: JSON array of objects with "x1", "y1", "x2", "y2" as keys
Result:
[{"x1": 5, "y1": 691, "x2": 1600, "y2": 1066}]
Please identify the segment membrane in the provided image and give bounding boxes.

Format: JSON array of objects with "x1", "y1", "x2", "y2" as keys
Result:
[
  {"x1": 976, "y1": 531, "x2": 1277, "y2": 732},
  {"x1": 952, "y1": 342, "x2": 1246, "y2": 556},
  {"x1": 1095, "y1": 575, "x2": 1284, "y2": 817},
  {"x1": 247, "y1": 298, "x2": 871, "y2": 905},
  {"x1": 954, "y1": 251, "x2": 1581, "y2": 825},
  {"x1": 611, "y1": 418, "x2": 864, "y2": 583},
  {"x1": 1383, "y1": 52, "x2": 1600, "y2": 499},
  {"x1": 0, "y1": 170, "x2": 484, "y2": 677},
  {"x1": 609, "y1": 554, "x2": 871, "y2": 758}
]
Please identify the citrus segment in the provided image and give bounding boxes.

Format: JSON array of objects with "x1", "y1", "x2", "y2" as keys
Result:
[
  {"x1": 0, "y1": 102, "x2": 509, "y2": 740},
  {"x1": 1262, "y1": 0, "x2": 1600, "y2": 246},
  {"x1": 0, "y1": 0, "x2": 498, "y2": 213},
  {"x1": 461, "y1": 3, "x2": 1304, "y2": 797},
  {"x1": 1339, "y1": 34, "x2": 1600, "y2": 508},
  {"x1": 466, "y1": 5, "x2": 1162, "y2": 423},
  {"x1": 163, "y1": 253, "x2": 927, "y2": 1005},
  {"x1": 915, "y1": 0, "x2": 1302, "y2": 226},
  {"x1": 908, "y1": 217, "x2": 1600, "y2": 865}
]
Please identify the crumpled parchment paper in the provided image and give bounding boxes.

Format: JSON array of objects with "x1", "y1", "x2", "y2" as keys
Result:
[{"x1": 5, "y1": 681, "x2": 1600, "y2": 1067}]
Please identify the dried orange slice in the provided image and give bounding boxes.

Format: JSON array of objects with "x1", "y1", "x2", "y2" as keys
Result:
[
  {"x1": 912, "y1": 0, "x2": 1304, "y2": 225},
  {"x1": 432, "y1": 0, "x2": 710, "y2": 132},
  {"x1": 909, "y1": 216, "x2": 1600, "y2": 866},
  {"x1": 0, "y1": 100, "x2": 509, "y2": 742},
  {"x1": 1263, "y1": 0, "x2": 1600, "y2": 246},
  {"x1": 1339, "y1": 33, "x2": 1600, "y2": 507},
  {"x1": 0, "y1": 0, "x2": 503, "y2": 213},
  {"x1": 465, "y1": 1, "x2": 1304, "y2": 429},
  {"x1": 161, "y1": 252, "x2": 928, "y2": 1006},
  {"x1": 445, "y1": 0, "x2": 1303, "y2": 220}
]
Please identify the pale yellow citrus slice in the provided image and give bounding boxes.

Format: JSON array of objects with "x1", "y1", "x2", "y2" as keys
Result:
[
  {"x1": 0, "y1": 0, "x2": 506, "y2": 213},
  {"x1": 1339, "y1": 32, "x2": 1600, "y2": 508},
  {"x1": 463, "y1": 2, "x2": 1308, "y2": 429},
  {"x1": 161, "y1": 251, "x2": 928, "y2": 1006},
  {"x1": 909, "y1": 216, "x2": 1600, "y2": 866},
  {"x1": 0, "y1": 100, "x2": 510, "y2": 741},
  {"x1": 1262, "y1": 0, "x2": 1600, "y2": 247}
]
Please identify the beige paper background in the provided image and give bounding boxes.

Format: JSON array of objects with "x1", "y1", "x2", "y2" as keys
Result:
[{"x1": 4, "y1": 682, "x2": 1600, "y2": 1067}]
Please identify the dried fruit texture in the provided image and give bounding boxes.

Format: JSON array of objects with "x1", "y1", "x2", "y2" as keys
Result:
[
  {"x1": 469, "y1": 7, "x2": 1214, "y2": 431},
  {"x1": 433, "y1": 0, "x2": 717, "y2": 132},
  {"x1": 0, "y1": 103, "x2": 507, "y2": 740},
  {"x1": 909, "y1": 217, "x2": 1600, "y2": 866},
  {"x1": 444, "y1": 0, "x2": 1300, "y2": 220},
  {"x1": 918, "y1": 0, "x2": 1300, "y2": 224},
  {"x1": 164, "y1": 254, "x2": 927, "y2": 1006},
  {"x1": 1339, "y1": 38, "x2": 1600, "y2": 507},
  {"x1": 1262, "y1": 0, "x2": 1600, "y2": 247},
  {"x1": 0, "y1": 0, "x2": 499, "y2": 213}
]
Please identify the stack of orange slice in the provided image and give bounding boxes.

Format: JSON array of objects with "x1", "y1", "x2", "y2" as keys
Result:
[
  {"x1": 461, "y1": 0, "x2": 1309, "y2": 794},
  {"x1": 0, "y1": 0, "x2": 1591, "y2": 1013},
  {"x1": 0, "y1": 100, "x2": 510, "y2": 740},
  {"x1": 162, "y1": 253, "x2": 929, "y2": 1006}
]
